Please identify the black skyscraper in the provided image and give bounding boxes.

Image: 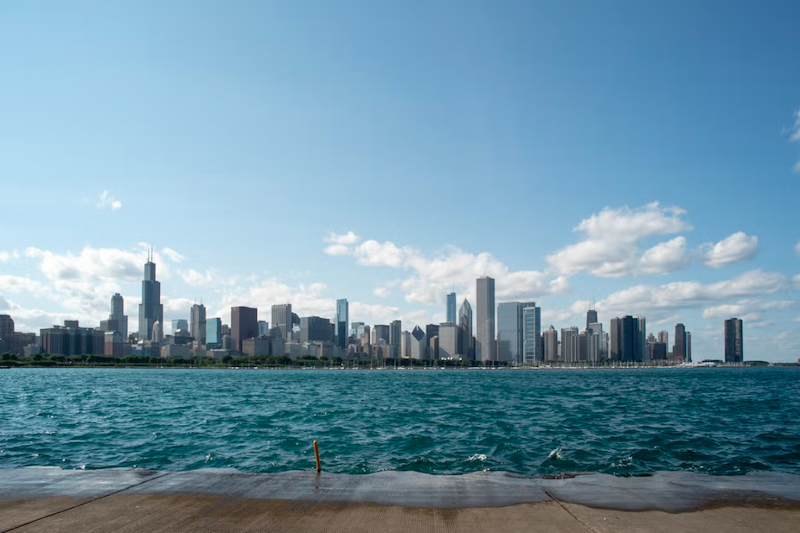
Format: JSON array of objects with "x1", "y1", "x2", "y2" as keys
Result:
[
  {"x1": 138, "y1": 249, "x2": 163, "y2": 341},
  {"x1": 724, "y1": 318, "x2": 743, "y2": 363}
]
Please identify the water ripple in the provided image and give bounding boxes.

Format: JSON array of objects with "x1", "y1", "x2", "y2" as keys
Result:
[{"x1": 1, "y1": 367, "x2": 799, "y2": 476}]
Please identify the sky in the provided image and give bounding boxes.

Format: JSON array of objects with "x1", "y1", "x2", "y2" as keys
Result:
[{"x1": 1, "y1": 1, "x2": 799, "y2": 361}]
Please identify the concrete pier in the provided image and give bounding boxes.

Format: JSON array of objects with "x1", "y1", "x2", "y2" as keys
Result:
[{"x1": 1, "y1": 468, "x2": 798, "y2": 532}]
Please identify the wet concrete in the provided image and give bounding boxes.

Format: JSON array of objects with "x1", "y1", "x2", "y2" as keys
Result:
[{"x1": 1, "y1": 468, "x2": 798, "y2": 532}]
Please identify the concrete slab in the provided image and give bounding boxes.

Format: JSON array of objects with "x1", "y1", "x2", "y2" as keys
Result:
[
  {"x1": 1, "y1": 468, "x2": 798, "y2": 532},
  {"x1": 7, "y1": 495, "x2": 588, "y2": 533}
]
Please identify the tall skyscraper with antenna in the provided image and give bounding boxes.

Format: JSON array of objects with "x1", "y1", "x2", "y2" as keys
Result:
[{"x1": 138, "y1": 247, "x2": 163, "y2": 341}]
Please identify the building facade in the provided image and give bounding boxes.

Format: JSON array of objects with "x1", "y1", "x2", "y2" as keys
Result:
[
  {"x1": 231, "y1": 306, "x2": 258, "y2": 353},
  {"x1": 138, "y1": 251, "x2": 163, "y2": 341},
  {"x1": 724, "y1": 318, "x2": 743, "y2": 363},
  {"x1": 336, "y1": 299, "x2": 348, "y2": 350},
  {"x1": 458, "y1": 299, "x2": 473, "y2": 359},
  {"x1": 446, "y1": 292, "x2": 457, "y2": 324},
  {"x1": 476, "y1": 276, "x2": 496, "y2": 363},
  {"x1": 191, "y1": 303, "x2": 206, "y2": 347},
  {"x1": 271, "y1": 304, "x2": 292, "y2": 340}
]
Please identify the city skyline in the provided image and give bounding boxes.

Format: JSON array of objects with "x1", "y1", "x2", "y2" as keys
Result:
[{"x1": 0, "y1": 2, "x2": 799, "y2": 361}]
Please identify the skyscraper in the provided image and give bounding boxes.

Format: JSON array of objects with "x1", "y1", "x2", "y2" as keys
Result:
[
  {"x1": 191, "y1": 303, "x2": 206, "y2": 346},
  {"x1": 458, "y1": 299, "x2": 473, "y2": 359},
  {"x1": 543, "y1": 325, "x2": 558, "y2": 362},
  {"x1": 686, "y1": 331, "x2": 692, "y2": 362},
  {"x1": 673, "y1": 323, "x2": 686, "y2": 361},
  {"x1": 522, "y1": 303, "x2": 541, "y2": 363},
  {"x1": 110, "y1": 293, "x2": 128, "y2": 339},
  {"x1": 724, "y1": 318, "x2": 743, "y2": 363},
  {"x1": 497, "y1": 302, "x2": 523, "y2": 363},
  {"x1": 561, "y1": 327, "x2": 579, "y2": 362},
  {"x1": 446, "y1": 292, "x2": 457, "y2": 324},
  {"x1": 231, "y1": 306, "x2": 258, "y2": 353},
  {"x1": 271, "y1": 304, "x2": 292, "y2": 340},
  {"x1": 635, "y1": 316, "x2": 646, "y2": 363},
  {"x1": 336, "y1": 299, "x2": 349, "y2": 350},
  {"x1": 372, "y1": 324, "x2": 390, "y2": 345},
  {"x1": 389, "y1": 319, "x2": 402, "y2": 359},
  {"x1": 206, "y1": 318, "x2": 222, "y2": 349},
  {"x1": 0, "y1": 315, "x2": 14, "y2": 344},
  {"x1": 476, "y1": 276, "x2": 495, "y2": 363},
  {"x1": 410, "y1": 326, "x2": 427, "y2": 360},
  {"x1": 138, "y1": 250, "x2": 163, "y2": 341},
  {"x1": 610, "y1": 316, "x2": 637, "y2": 362},
  {"x1": 586, "y1": 309, "x2": 598, "y2": 330}
]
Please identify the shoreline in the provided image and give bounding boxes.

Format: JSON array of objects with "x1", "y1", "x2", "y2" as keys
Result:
[{"x1": 2, "y1": 468, "x2": 799, "y2": 532}]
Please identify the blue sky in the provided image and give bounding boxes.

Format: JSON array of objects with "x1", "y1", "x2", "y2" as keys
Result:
[{"x1": 1, "y1": 1, "x2": 799, "y2": 360}]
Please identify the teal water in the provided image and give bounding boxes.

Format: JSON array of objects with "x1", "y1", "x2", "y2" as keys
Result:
[{"x1": 1, "y1": 367, "x2": 799, "y2": 476}]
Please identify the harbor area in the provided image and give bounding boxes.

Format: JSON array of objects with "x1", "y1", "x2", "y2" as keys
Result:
[{"x1": 1, "y1": 468, "x2": 799, "y2": 532}]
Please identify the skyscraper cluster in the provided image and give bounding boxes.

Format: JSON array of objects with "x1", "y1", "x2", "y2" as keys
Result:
[{"x1": 2, "y1": 254, "x2": 744, "y2": 364}]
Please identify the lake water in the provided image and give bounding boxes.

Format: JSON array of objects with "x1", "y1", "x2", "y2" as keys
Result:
[{"x1": 1, "y1": 367, "x2": 798, "y2": 476}]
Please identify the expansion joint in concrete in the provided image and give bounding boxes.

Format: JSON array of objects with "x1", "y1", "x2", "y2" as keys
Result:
[
  {"x1": 544, "y1": 489, "x2": 598, "y2": 533},
  {"x1": 0, "y1": 472, "x2": 171, "y2": 533}
]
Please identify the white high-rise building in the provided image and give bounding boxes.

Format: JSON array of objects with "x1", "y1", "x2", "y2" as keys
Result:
[{"x1": 522, "y1": 303, "x2": 541, "y2": 363}]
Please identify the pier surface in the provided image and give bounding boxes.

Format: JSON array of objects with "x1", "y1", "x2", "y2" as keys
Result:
[{"x1": 1, "y1": 468, "x2": 798, "y2": 532}]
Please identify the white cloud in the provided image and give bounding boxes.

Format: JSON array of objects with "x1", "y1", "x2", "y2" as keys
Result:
[
  {"x1": 702, "y1": 232, "x2": 758, "y2": 268},
  {"x1": 598, "y1": 269, "x2": 787, "y2": 322},
  {"x1": 323, "y1": 244, "x2": 352, "y2": 256},
  {"x1": 794, "y1": 274, "x2": 800, "y2": 289},
  {"x1": 97, "y1": 190, "x2": 122, "y2": 210},
  {"x1": 325, "y1": 231, "x2": 362, "y2": 245},
  {"x1": 547, "y1": 202, "x2": 693, "y2": 277},
  {"x1": 0, "y1": 250, "x2": 20, "y2": 262},
  {"x1": 0, "y1": 275, "x2": 46, "y2": 295},
  {"x1": 161, "y1": 247, "x2": 185, "y2": 263},
  {"x1": 180, "y1": 268, "x2": 217, "y2": 287},
  {"x1": 373, "y1": 287, "x2": 391, "y2": 298},
  {"x1": 639, "y1": 236, "x2": 691, "y2": 275},
  {"x1": 795, "y1": 240, "x2": 800, "y2": 256},
  {"x1": 350, "y1": 302, "x2": 402, "y2": 326},
  {"x1": 702, "y1": 304, "x2": 746, "y2": 319},
  {"x1": 328, "y1": 236, "x2": 568, "y2": 307}
]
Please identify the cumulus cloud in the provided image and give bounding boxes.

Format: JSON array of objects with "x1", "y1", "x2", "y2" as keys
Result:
[
  {"x1": 97, "y1": 190, "x2": 122, "y2": 210},
  {"x1": 0, "y1": 275, "x2": 47, "y2": 295},
  {"x1": 0, "y1": 250, "x2": 20, "y2": 262},
  {"x1": 16, "y1": 245, "x2": 181, "y2": 320},
  {"x1": 161, "y1": 247, "x2": 185, "y2": 263},
  {"x1": 373, "y1": 287, "x2": 391, "y2": 298},
  {"x1": 324, "y1": 231, "x2": 362, "y2": 255},
  {"x1": 547, "y1": 202, "x2": 693, "y2": 277},
  {"x1": 180, "y1": 268, "x2": 217, "y2": 287},
  {"x1": 597, "y1": 269, "x2": 787, "y2": 322},
  {"x1": 701, "y1": 232, "x2": 758, "y2": 268},
  {"x1": 702, "y1": 304, "x2": 746, "y2": 319},
  {"x1": 326, "y1": 234, "x2": 568, "y2": 307}
]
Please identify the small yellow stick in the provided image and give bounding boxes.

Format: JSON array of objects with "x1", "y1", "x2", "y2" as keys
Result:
[{"x1": 313, "y1": 440, "x2": 321, "y2": 472}]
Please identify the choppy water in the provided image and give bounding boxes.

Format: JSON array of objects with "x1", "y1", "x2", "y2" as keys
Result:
[{"x1": 1, "y1": 367, "x2": 799, "y2": 477}]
